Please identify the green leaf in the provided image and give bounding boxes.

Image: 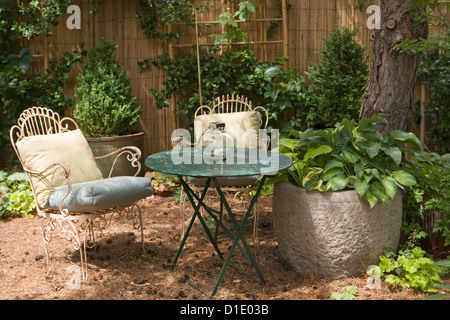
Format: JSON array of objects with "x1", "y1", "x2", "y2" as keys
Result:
[
  {"x1": 304, "y1": 145, "x2": 333, "y2": 162},
  {"x1": 278, "y1": 138, "x2": 299, "y2": 152},
  {"x1": 323, "y1": 160, "x2": 344, "y2": 173},
  {"x1": 364, "y1": 189, "x2": 379, "y2": 208},
  {"x1": 389, "y1": 130, "x2": 423, "y2": 147},
  {"x1": 327, "y1": 173, "x2": 348, "y2": 191},
  {"x1": 354, "y1": 179, "x2": 369, "y2": 197},
  {"x1": 370, "y1": 181, "x2": 388, "y2": 201},
  {"x1": 382, "y1": 146, "x2": 402, "y2": 165},
  {"x1": 359, "y1": 141, "x2": 381, "y2": 158},
  {"x1": 341, "y1": 147, "x2": 360, "y2": 163},
  {"x1": 264, "y1": 66, "x2": 281, "y2": 81},
  {"x1": 392, "y1": 170, "x2": 417, "y2": 187},
  {"x1": 304, "y1": 178, "x2": 320, "y2": 190},
  {"x1": 322, "y1": 168, "x2": 342, "y2": 181},
  {"x1": 381, "y1": 177, "x2": 398, "y2": 199},
  {"x1": 358, "y1": 114, "x2": 387, "y2": 132}
]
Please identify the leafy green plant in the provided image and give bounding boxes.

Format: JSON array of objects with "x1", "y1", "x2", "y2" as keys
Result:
[
  {"x1": 74, "y1": 39, "x2": 141, "y2": 137},
  {"x1": 378, "y1": 247, "x2": 443, "y2": 293},
  {"x1": 305, "y1": 26, "x2": 369, "y2": 129},
  {"x1": 330, "y1": 285, "x2": 358, "y2": 300},
  {"x1": 139, "y1": 46, "x2": 306, "y2": 131},
  {"x1": 211, "y1": 1, "x2": 257, "y2": 45},
  {"x1": 418, "y1": 50, "x2": 450, "y2": 153},
  {"x1": 424, "y1": 259, "x2": 450, "y2": 300},
  {"x1": 136, "y1": 0, "x2": 210, "y2": 42},
  {"x1": 271, "y1": 114, "x2": 429, "y2": 208},
  {"x1": 401, "y1": 153, "x2": 450, "y2": 250},
  {"x1": 0, "y1": 170, "x2": 36, "y2": 218},
  {"x1": 0, "y1": 0, "x2": 86, "y2": 148}
]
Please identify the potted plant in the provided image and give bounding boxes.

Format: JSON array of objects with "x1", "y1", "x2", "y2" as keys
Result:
[
  {"x1": 74, "y1": 38, "x2": 143, "y2": 177},
  {"x1": 270, "y1": 114, "x2": 429, "y2": 278}
]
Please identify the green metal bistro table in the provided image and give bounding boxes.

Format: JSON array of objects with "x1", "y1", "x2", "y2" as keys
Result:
[{"x1": 145, "y1": 147, "x2": 292, "y2": 297}]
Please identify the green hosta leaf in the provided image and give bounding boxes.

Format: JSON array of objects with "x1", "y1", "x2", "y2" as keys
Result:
[
  {"x1": 354, "y1": 179, "x2": 369, "y2": 197},
  {"x1": 304, "y1": 178, "x2": 320, "y2": 190},
  {"x1": 358, "y1": 141, "x2": 381, "y2": 158},
  {"x1": 389, "y1": 130, "x2": 423, "y2": 148},
  {"x1": 341, "y1": 147, "x2": 360, "y2": 163},
  {"x1": 358, "y1": 114, "x2": 388, "y2": 132},
  {"x1": 392, "y1": 170, "x2": 417, "y2": 187},
  {"x1": 370, "y1": 181, "x2": 388, "y2": 201},
  {"x1": 333, "y1": 122, "x2": 353, "y2": 147},
  {"x1": 354, "y1": 162, "x2": 365, "y2": 179},
  {"x1": 381, "y1": 177, "x2": 398, "y2": 199},
  {"x1": 364, "y1": 189, "x2": 379, "y2": 208},
  {"x1": 323, "y1": 160, "x2": 344, "y2": 173},
  {"x1": 322, "y1": 168, "x2": 342, "y2": 181},
  {"x1": 327, "y1": 173, "x2": 348, "y2": 191},
  {"x1": 304, "y1": 145, "x2": 333, "y2": 162},
  {"x1": 382, "y1": 146, "x2": 402, "y2": 165},
  {"x1": 278, "y1": 138, "x2": 299, "y2": 152}
]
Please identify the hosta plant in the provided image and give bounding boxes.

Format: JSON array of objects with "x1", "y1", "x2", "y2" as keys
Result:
[{"x1": 272, "y1": 114, "x2": 429, "y2": 208}]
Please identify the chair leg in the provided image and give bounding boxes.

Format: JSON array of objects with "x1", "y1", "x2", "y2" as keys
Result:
[
  {"x1": 130, "y1": 203, "x2": 145, "y2": 253},
  {"x1": 41, "y1": 215, "x2": 88, "y2": 280}
]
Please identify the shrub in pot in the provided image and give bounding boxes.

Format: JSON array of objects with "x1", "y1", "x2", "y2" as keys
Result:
[
  {"x1": 74, "y1": 39, "x2": 144, "y2": 176},
  {"x1": 270, "y1": 115, "x2": 430, "y2": 278}
]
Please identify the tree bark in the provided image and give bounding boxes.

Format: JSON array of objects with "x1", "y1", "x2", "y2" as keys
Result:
[{"x1": 360, "y1": 0, "x2": 428, "y2": 134}]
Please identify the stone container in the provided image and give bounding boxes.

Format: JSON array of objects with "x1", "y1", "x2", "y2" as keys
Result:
[{"x1": 272, "y1": 182, "x2": 403, "y2": 279}]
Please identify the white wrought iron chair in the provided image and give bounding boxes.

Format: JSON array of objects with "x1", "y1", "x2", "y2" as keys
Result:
[
  {"x1": 10, "y1": 107, "x2": 153, "y2": 280},
  {"x1": 172, "y1": 94, "x2": 269, "y2": 242}
]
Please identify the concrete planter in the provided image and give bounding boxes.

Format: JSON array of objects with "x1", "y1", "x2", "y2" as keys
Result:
[
  {"x1": 87, "y1": 132, "x2": 145, "y2": 177},
  {"x1": 272, "y1": 182, "x2": 403, "y2": 279}
]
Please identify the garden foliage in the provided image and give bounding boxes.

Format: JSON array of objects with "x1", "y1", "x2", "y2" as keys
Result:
[
  {"x1": 305, "y1": 26, "x2": 369, "y2": 129},
  {"x1": 0, "y1": 170, "x2": 35, "y2": 218},
  {"x1": 272, "y1": 114, "x2": 429, "y2": 208},
  {"x1": 0, "y1": 0, "x2": 85, "y2": 148},
  {"x1": 74, "y1": 39, "x2": 141, "y2": 137},
  {"x1": 402, "y1": 153, "x2": 450, "y2": 249},
  {"x1": 139, "y1": 46, "x2": 306, "y2": 132},
  {"x1": 379, "y1": 247, "x2": 443, "y2": 293}
]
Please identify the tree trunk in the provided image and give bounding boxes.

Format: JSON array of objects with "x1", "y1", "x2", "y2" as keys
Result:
[{"x1": 360, "y1": 0, "x2": 428, "y2": 134}]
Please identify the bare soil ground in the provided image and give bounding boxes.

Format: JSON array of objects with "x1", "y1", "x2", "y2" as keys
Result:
[{"x1": 0, "y1": 192, "x2": 448, "y2": 302}]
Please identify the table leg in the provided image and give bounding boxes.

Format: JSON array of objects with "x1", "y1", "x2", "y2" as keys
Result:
[
  {"x1": 172, "y1": 175, "x2": 267, "y2": 297},
  {"x1": 209, "y1": 176, "x2": 267, "y2": 296},
  {"x1": 172, "y1": 177, "x2": 226, "y2": 271}
]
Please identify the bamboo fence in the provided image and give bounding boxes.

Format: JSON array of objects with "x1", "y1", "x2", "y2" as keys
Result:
[{"x1": 23, "y1": 0, "x2": 445, "y2": 157}]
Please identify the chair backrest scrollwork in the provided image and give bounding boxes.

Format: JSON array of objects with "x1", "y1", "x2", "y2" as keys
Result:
[{"x1": 10, "y1": 106, "x2": 79, "y2": 146}]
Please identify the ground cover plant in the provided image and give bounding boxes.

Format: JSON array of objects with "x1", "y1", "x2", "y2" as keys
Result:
[{"x1": 0, "y1": 170, "x2": 35, "y2": 218}]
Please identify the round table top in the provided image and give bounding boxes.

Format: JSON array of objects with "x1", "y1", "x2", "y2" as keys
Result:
[{"x1": 145, "y1": 147, "x2": 292, "y2": 177}]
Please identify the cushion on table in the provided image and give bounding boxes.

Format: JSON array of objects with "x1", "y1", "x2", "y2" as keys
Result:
[{"x1": 45, "y1": 176, "x2": 152, "y2": 213}]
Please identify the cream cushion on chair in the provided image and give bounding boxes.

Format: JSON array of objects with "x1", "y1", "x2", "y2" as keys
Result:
[
  {"x1": 194, "y1": 111, "x2": 261, "y2": 148},
  {"x1": 15, "y1": 129, "x2": 103, "y2": 207}
]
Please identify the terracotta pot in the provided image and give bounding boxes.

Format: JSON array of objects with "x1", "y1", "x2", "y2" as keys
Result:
[
  {"x1": 272, "y1": 182, "x2": 403, "y2": 279},
  {"x1": 86, "y1": 132, "x2": 145, "y2": 177}
]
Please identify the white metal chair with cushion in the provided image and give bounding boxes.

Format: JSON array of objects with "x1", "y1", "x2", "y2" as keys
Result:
[
  {"x1": 10, "y1": 107, "x2": 153, "y2": 279},
  {"x1": 173, "y1": 94, "x2": 269, "y2": 242}
]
